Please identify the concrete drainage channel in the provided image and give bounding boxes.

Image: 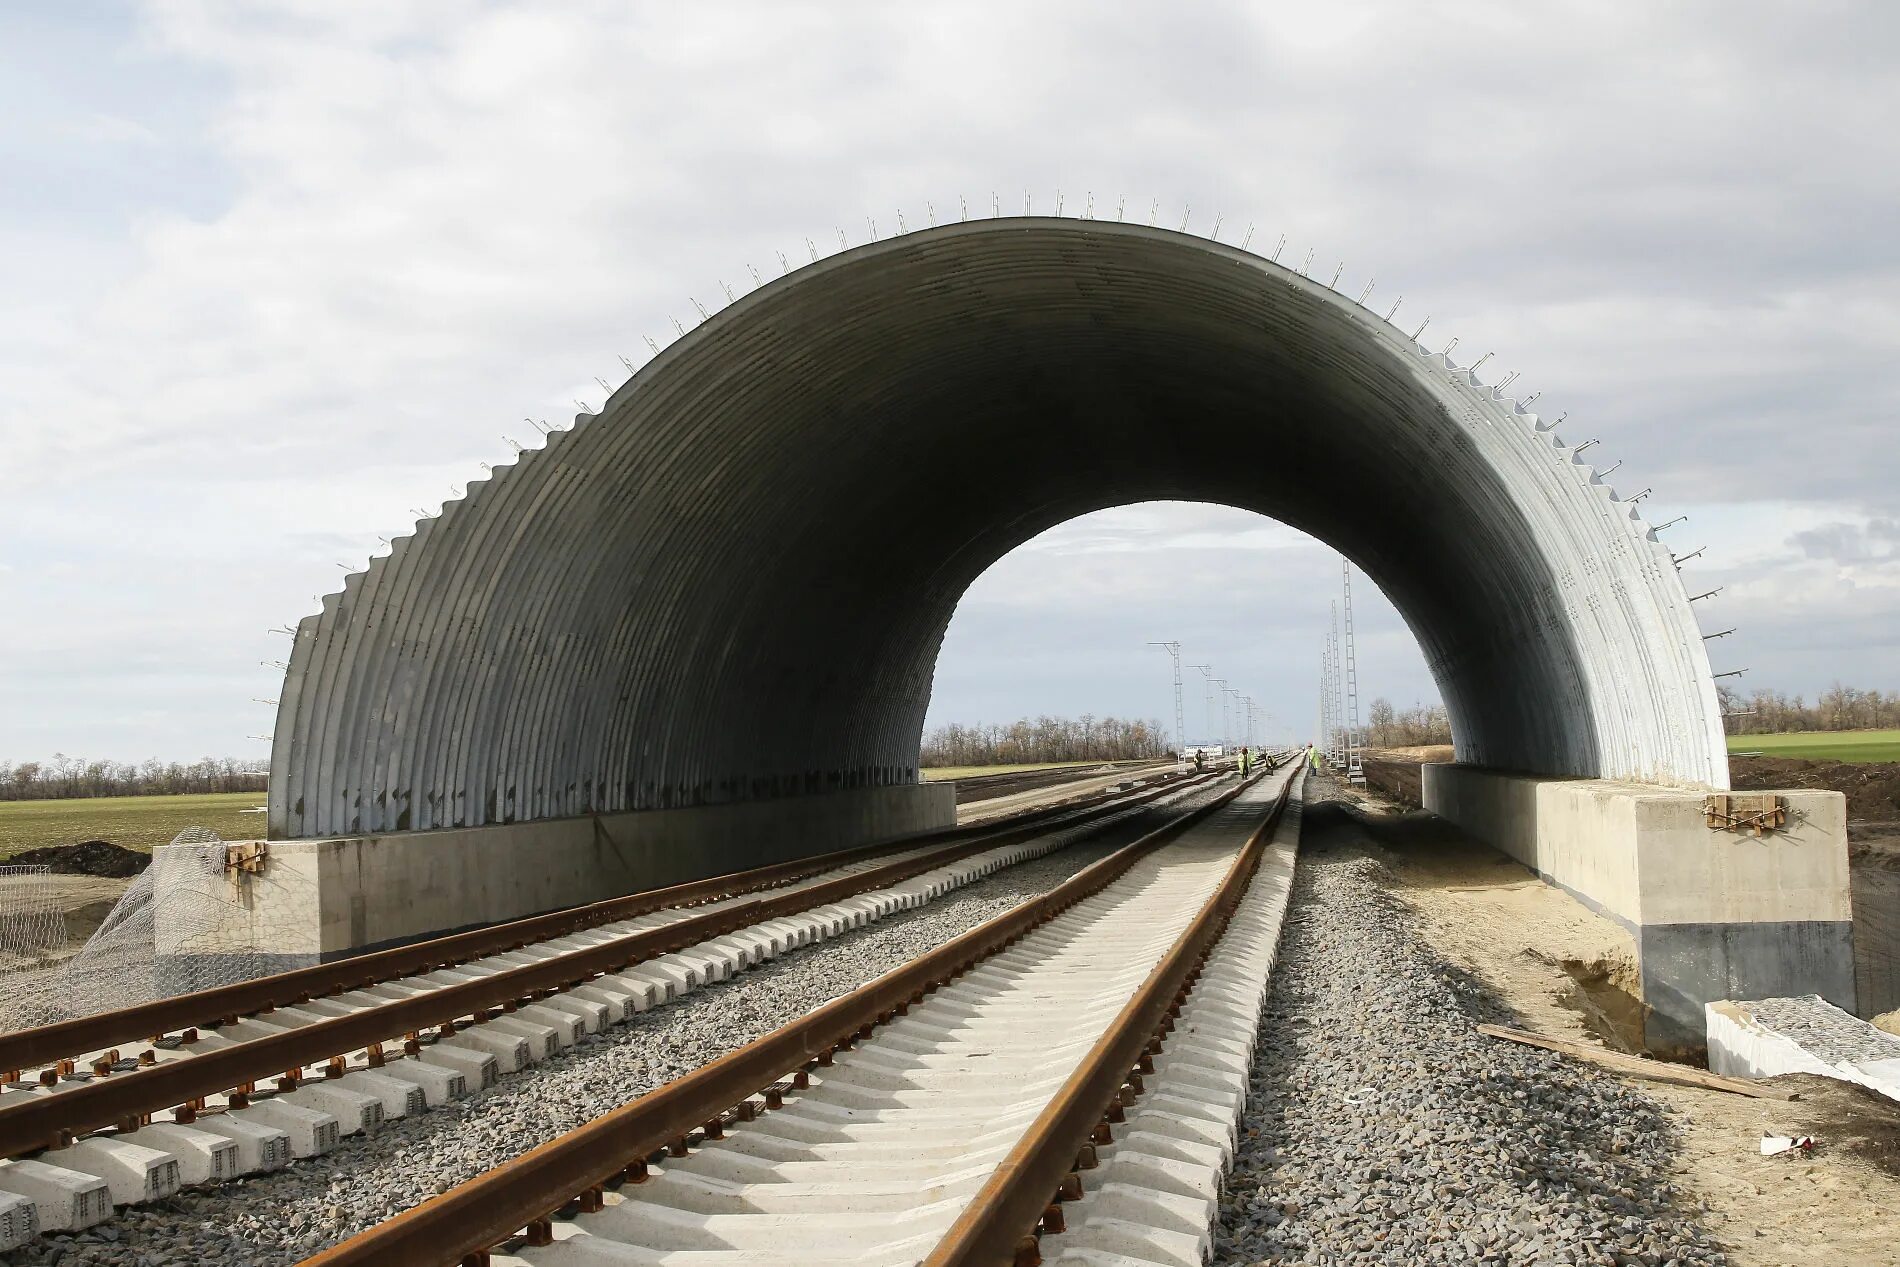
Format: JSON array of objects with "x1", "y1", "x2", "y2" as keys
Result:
[
  {"x1": 0, "y1": 771, "x2": 1229, "y2": 1253},
  {"x1": 293, "y1": 765, "x2": 1306, "y2": 1267}
]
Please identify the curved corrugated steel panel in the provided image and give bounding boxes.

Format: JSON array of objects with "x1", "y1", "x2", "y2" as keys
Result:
[{"x1": 269, "y1": 218, "x2": 1727, "y2": 839}]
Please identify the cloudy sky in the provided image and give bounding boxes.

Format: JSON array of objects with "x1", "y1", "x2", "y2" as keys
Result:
[{"x1": 1, "y1": 1, "x2": 1895, "y2": 762}]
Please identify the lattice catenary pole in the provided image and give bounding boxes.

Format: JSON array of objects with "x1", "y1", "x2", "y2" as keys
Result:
[{"x1": 1342, "y1": 557, "x2": 1365, "y2": 784}]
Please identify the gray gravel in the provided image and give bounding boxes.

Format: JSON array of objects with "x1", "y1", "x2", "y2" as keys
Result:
[
  {"x1": 1213, "y1": 836, "x2": 1726, "y2": 1267},
  {"x1": 4, "y1": 803, "x2": 1186, "y2": 1267},
  {"x1": 1736, "y1": 995, "x2": 1900, "y2": 1065}
]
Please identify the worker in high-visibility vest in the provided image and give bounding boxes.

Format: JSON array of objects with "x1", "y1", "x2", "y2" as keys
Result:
[
  {"x1": 1307, "y1": 744, "x2": 1320, "y2": 771},
  {"x1": 1239, "y1": 747, "x2": 1251, "y2": 777}
]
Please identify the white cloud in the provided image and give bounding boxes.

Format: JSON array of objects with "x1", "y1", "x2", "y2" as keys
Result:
[{"x1": 0, "y1": 1, "x2": 1895, "y2": 757}]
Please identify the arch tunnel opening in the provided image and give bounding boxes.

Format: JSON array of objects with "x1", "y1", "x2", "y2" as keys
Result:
[
  {"x1": 923, "y1": 499, "x2": 1435, "y2": 758},
  {"x1": 270, "y1": 217, "x2": 1726, "y2": 842}
]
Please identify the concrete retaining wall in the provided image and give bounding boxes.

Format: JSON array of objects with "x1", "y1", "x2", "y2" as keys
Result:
[
  {"x1": 1423, "y1": 763, "x2": 1854, "y2": 1051},
  {"x1": 154, "y1": 782, "x2": 955, "y2": 983}
]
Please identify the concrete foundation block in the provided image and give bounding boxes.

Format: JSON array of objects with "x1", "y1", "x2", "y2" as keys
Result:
[
  {"x1": 1422, "y1": 763, "x2": 1854, "y2": 1050},
  {"x1": 154, "y1": 782, "x2": 954, "y2": 979}
]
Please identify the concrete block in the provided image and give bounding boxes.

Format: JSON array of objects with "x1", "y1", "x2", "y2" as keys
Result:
[
  {"x1": 0, "y1": 1158, "x2": 113, "y2": 1230},
  {"x1": 335, "y1": 1069, "x2": 429, "y2": 1119},
  {"x1": 119, "y1": 1123, "x2": 241, "y2": 1185},
  {"x1": 180, "y1": 1113, "x2": 293, "y2": 1173},
  {"x1": 414, "y1": 1042, "x2": 498, "y2": 1088},
  {"x1": 477, "y1": 1015, "x2": 561, "y2": 1059},
  {"x1": 156, "y1": 783, "x2": 955, "y2": 975},
  {"x1": 0, "y1": 1187, "x2": 38, "y2": 1251},
  {"x1": 1423, "y1": 763, "x2": 1855, "y2": 1049},
  {"x1": 443, "y1": 1028, "x2": 533, "y2": 1073},
  {"x1": 237, "y1": 1099, "x2": 341, "y2": 1156},
  {"x1": 47, "y1": 1137, "x2": 181, "y2": 1205},
  {"x1": 281, "y1": 1081, "x2": 384, "y2": 1135},
  {"x1": 385, "y1": 1055, "x2": 466, "y2": 1105}
]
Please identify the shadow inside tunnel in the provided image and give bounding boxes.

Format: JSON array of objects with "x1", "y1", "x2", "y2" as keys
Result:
[{"x1": 1298, "y1": 796, "x2": 1535, "y2": 894}]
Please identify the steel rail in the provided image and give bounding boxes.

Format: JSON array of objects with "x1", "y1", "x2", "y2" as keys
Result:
[
  {"x1": 295, "y1": 769, "x2": 1274, "y2": 1267},
  {"x1": 0, "y1": 767, "x2": 1181, "y2": 1078},
  {"x1": 924, "y1": 770, "x2": 1292, "y2": 1266},
  {"x1": 0, "y1": 770, "x2": 1218, "y2": 1159}
]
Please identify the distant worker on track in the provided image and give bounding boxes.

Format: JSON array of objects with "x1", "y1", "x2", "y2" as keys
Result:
[
  {"x1": 1238, "y1": 746, "x2": 1251, "y2": 777},
  {"x1": 1308, "y1": 743, "x2": 1320, "y2": 771}
]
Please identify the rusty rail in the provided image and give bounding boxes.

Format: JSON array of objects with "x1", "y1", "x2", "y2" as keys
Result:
[
  {"x1": 924, "y1": 774, "x2": 1290, "y2": 1266},
  {"x1": 296, "y1": 769, "x2": 1277, "y2": 1267},
  {"x1": 0, "y1": 769, "x2": 1214, "y2": 1159}
]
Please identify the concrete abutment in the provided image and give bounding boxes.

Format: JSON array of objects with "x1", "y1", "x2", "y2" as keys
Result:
[
  {"x1": 1422, "y1": 763, "x2": 1854, "y2": 1051},
  {"x1": 152, "y1": 782, "x2": 954, "y2": 990}
]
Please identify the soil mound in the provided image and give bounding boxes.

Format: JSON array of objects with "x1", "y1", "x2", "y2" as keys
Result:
[
  {"x1": 6, "y1": 840, "x2": 151, "y2": 877},
  {"x1": 1730, "y1": 754, "x2": 1900, "y2": 829}
]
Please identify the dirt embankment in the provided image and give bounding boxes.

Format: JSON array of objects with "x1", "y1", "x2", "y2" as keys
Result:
[
  {"x1": 1359, "y1": 746, "x2": 1453, "y2": 808},
  {"x1": 1309, "y1": 774, "x2": 1900, "y2": 1265},
  {"x1": 1731, "y1": 753, "x2": 1900, "y2": 840},
  {"x1": 4, "y1": 840, "x2": 151, "y2": 876}
]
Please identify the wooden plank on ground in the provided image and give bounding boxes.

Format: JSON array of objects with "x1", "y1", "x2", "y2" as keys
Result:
[{"x1": 1476, "y1": 1023, "x2": 1794, "y2": 1099}]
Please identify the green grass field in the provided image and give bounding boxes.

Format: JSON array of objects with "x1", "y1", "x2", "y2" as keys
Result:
[
  {"x1": 1728, "y1": 729, "x2": 1900, "y2": 762},
  {"x1": 0, "y1": 791, "x2": 266, "y2": 860}
]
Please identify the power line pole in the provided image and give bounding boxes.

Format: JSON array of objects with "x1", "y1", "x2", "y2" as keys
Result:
[
  {"x1": 1147, "y1": 641, "x2": 1185, "y2": 759},
  {"x1": 1189, "y1": 664, "x2": 1215, "y2": 746},
  {"x1": 1333, "y1": 607, "x2": 1347, "y2": 768},
  {"x1": 1215, "y1": 679, "x2": 1230, "y2": 749},
  {"x1": 1317, "y1": 653, "x2": 1329, "y2": 756},
  {"x1": 1341, "y1": 557, "x2": 1366, "y2": 785},
  {"x1": 1327, "y1": 602, "x2": 1342, "y2": 765}
]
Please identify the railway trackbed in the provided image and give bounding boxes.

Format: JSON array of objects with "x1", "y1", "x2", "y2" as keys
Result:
[
  {"x1": 299, "y1": 763, "x2": 1304, "y2": 1267},
  {"x1": 0, "y1": 766, "x2": 1233, "y2": 1250}
]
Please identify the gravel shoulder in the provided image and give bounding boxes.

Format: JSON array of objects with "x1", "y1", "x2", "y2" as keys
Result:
[
  {"x1": 2, "y1": 798, "x2": 1198, "y2": 1267},
  {"x1": 1274, "y1": 778, "x2": 1900, "y2": 1267},
  {"x1": 1215, "y1": 798, "x2": 1726, "y2": 1266}
]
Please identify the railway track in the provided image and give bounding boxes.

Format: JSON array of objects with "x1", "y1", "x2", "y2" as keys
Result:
[
  {"x1": 0, "y1": 764, "x2": 1239, "y2": 1250},
  {"x1": 297, "y1": 761, "x2": 1304, "y2": 1267}
]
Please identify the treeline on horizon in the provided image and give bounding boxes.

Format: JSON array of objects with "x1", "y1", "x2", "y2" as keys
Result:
[
  {"x1": 1362, "y1": 699, "x2": 1454, "y2": 748},
  {"x1": 12, "y1": 681, "x2": 1890, "y2": 801},
  {"x1": 0, "y1": 755, "x2": 267, "y2": 802},
  {"x1": 1718, "y1": 682, "x2": 1900, "y2": 735},
  {"x1": 921, "y1": 716, "x2": 1170, "y2": 767}
]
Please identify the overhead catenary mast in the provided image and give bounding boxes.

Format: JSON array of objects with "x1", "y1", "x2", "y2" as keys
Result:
[
  {"x1": 1189, "y1": 664, "x2": 1216, "y2": 747},
  {"x1": 1147, "y1": 641, "x2": 1186, "y2": 760},
  {"x1": 1328, "y1": 602, "x2": 1343, "y2": 765}
]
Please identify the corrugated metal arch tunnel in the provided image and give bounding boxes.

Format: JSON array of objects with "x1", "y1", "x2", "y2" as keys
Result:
[{"x1": 268, "y1": 218, "x2": 1729, "y2": 840}]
